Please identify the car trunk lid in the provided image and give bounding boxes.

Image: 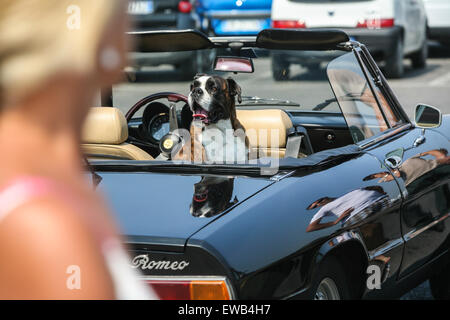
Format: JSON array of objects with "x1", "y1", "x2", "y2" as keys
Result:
[{"x1": 96, "y1": 171, "x2": 274, "y2": 252}]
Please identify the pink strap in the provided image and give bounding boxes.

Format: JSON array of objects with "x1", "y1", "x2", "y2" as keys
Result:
[
  {"x1": 0, "y1": 176, "x2": 115, "y2": 245},
  {"x1": 0, "y1": 177, "x2": 59, "y2": 222}
]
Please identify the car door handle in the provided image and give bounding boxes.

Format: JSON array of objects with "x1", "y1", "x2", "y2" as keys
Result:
[
  {"x1": 414, "y1": 133, "x2": 426, "y2": 148},
  {"x1": 385, "y1": 156, "x2": 403, "y2": 169}
]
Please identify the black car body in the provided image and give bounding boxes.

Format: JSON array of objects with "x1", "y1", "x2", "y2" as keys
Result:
[{"x1": 89, "y1": 29, "x2": 450, "y2": 300}]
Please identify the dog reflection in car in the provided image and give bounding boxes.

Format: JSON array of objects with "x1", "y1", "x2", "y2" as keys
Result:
[
  {"x1": 190, "y1": 176, "x2": 238, "y2": 218},
  {"x1": 174, "y1": 74, "x2": 248, "y2": 163}
]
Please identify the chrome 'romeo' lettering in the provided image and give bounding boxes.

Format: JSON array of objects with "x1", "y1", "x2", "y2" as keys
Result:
[{"x1": 130, "y1": 254, "x2": 190, "y2": 271}]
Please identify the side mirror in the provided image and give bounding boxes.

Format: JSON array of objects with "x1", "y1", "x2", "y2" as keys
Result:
[{"x1": 414, "y1": 104, "x2": 442, "y2": 129}]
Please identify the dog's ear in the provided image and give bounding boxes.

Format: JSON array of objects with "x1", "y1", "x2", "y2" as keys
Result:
[{"x1": 227, "y1": 77, "x2": 242, "y2": 104}]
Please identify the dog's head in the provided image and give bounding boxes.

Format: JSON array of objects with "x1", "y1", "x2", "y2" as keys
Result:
[{"x1": 188, "y1": 74, "x2": 242, "y2": 125}]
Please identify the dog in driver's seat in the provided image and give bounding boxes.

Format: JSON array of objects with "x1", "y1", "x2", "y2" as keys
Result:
[{"x1": 174, "y1": 74, "x2": 248, "y2": 162}]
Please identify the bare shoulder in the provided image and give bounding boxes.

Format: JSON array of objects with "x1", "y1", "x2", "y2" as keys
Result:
[{"x1": 0, "y1": 196, "x2": 115, "y2": 299}]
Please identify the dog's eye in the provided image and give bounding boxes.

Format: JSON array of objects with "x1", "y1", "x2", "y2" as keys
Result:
[{"x1": 211, "y1": 87, "x2": 217, "y2": 94}]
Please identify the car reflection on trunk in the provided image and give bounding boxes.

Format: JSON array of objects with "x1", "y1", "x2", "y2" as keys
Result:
[
  {"x1": 190, "y1": 176, "x2": 238, "y2": 218},
  {"x1": 305, "y1": 186, "x2": 389, "y2": 233}
]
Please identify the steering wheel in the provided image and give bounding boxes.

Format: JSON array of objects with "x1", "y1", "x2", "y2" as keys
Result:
[
  {"x1": 126, "y1": 92, "x2": 189, "y2": 160},
  {"x1": 125, "y1": 92, "x2": 188, "y2": 122}
]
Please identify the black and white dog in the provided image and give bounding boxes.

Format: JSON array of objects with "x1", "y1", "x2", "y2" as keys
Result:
[{"x1": 175, "y1": 74, "x2": 248, "y2": 162}]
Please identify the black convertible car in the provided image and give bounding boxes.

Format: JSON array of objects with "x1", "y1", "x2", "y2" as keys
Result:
[{"x1": 84, "y1": 29, "x2": 450, "y2": 300}]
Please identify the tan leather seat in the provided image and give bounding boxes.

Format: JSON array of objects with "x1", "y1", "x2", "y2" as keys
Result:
[
  {"x1": 81, "y1": 107, "x2": 153, "y2": 161},
  {"x1": 236, "y1": 109, "x2": 294, "y2": 158}
]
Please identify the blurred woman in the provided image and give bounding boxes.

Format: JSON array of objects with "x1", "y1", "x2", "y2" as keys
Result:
[{"x1": 0, "y1": 0, "x2": 156, "y2": 299}]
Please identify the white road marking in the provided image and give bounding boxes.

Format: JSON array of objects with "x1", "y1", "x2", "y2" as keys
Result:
[{"x1": 430, "y1": 71, "x2": 450, "y2": 87}]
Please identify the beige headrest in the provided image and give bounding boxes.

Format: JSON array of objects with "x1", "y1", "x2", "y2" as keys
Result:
[
  {"x1": 82, "y1": 107, "x2": 128, "y2": 145},
  {"x1": 236, "y1": 109, "x2": 293, "y2": 148}
]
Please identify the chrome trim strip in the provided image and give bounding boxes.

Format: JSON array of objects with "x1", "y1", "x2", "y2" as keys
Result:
[
  {"x1": 354, "y1": 48, "x2": 392, "y2": 130},
  {"x1": 139, "y1": 275, "x2": 236, "y2": 300},
  {"x1": 358, "y1": 123, "x2": 412, "y2": 149},
  {"x1": 404, "y1": 213, "x2": 450, "y2": 242},
  {"x1": 368, "y1": 238, "x2": 404, "y2": 260},
  {"x1": 270, "y1": 170, "x2": 295, "y2": 182},
  {"x1": 210, "y1": 36, "x2": 257, "y2": 43},
  {"x1": 359, "y1": 45, "x2": 412, "y2": 123}
]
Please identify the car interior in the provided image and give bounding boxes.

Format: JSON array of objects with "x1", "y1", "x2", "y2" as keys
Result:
[{"x1": 82, "y1": 105, "x2": 354, "y2": 161}]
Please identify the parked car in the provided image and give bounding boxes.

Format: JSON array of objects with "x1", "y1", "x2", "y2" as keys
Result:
[
  {"x1": 271, "y1": 0, "x2": 428, "y2": 79},
  {"x1": 127, "y1": 0, "x2": 198, "y2": 78},
  {"x1": 424, "y1": 0, "x2": 450, "y2": 46},
  {"x1": 85, "y1": 29, "x2": 450, "y2": 300},
  {"x1": 195, "y1": 0, "x2": 272, "y2": 36}
]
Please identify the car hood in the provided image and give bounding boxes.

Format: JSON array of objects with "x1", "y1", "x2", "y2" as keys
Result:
[
  {"x1": 96, "y1": 172, "x2": 274, "y2": 250},
  {"x1": 199, "y1": 0, "x2": 272, "y2": 11}
]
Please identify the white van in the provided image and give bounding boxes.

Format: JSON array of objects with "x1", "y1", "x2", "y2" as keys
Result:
[
  {"x1": 424, "y1": 0, "x2": 450, "y2": 45},
  {"x1": 271, "y1": 0, "x2": 428, "y2": 79}
]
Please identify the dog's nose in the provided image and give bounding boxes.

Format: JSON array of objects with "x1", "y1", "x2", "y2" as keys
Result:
[{"x1": 192, "y1": 87, "x2": 203, "y2": 96}]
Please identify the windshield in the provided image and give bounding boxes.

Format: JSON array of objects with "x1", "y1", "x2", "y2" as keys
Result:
[
  {"x1": 113, "y1": 48, "x2": 344, "y2": 113},
  {"x1": 97, "y1": 47, "x2": 371, "y2": 173}
]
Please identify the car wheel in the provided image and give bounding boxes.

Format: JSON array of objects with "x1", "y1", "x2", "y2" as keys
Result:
[
  {"x1": 315, "y1": 278, "x2": 341, "y2": 300},
  {"x1": 310, "y1": 256, "x2": 351, "y2": 300},
  {"x1": 429, "y1": 265, "x2": 450, "y2": 299},
  {"x1": 272, "y1": 57, "x2": 290, "y2": 81},
  {"x1": 410, "y1": 38, "x2": 428, "y2": 69},
  {"x1": 384, "y1": 38, "x2": 404, "y2": 79}
]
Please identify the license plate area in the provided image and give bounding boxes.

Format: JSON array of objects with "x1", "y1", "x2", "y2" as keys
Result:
[
  {"x1": 128, "y1": 1, "x2": 154, "y2": 15},
  {"x1": 221, "y1": 19, "x2": 264, "y2": 32}
]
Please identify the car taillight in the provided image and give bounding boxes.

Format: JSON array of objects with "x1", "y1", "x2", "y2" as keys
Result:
[
  {"x1": 272, "y1": 20, "x2": 306, "y2": 29},
  {"x1": 356, "y1": 18, "x2": 394, "y2": 29},
  {"x1": 145, "y1": 279, "x2": 232, "y2": 300},
  {"x1": 178, "y1": 1, "x2": 192, "y2": 13}
]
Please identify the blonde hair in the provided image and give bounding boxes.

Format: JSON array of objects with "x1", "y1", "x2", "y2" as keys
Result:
[{"x1": 0, "y1": 0, "x2": 124, "y2": 106}]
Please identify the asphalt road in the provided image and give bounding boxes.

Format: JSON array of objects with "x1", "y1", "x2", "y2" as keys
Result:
[
  {"x1": 112, "y1": 43, "x2": 450, "y2": 300},
  {"x1": 389, "y1": 43, "x2": 450, "y2": 119}
]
